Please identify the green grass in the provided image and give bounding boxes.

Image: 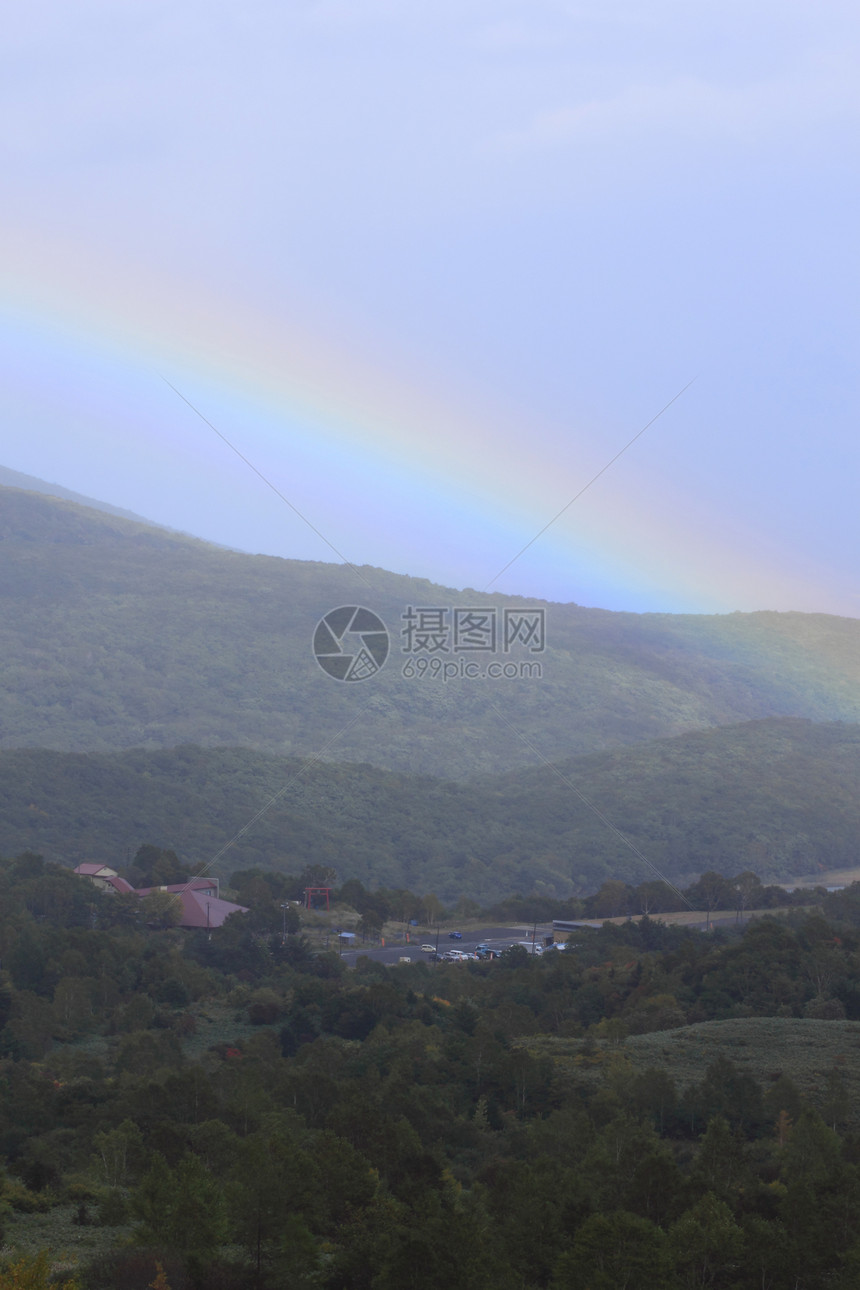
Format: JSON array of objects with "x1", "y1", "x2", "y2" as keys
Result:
[
  {"x1": 0, "y1": 1202, "x2": 134, "y2": 1270},
  {"x1": 178, "y1": 998, "x2": 272, "y2": 1061},
  {"x1": 522, "y1": 1017, "x2": 860, "y2": 1120}
]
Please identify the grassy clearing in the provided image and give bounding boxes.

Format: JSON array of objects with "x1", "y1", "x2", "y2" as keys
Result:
[
  {"x1": 179, "y1": 997, "x2": 273, "y2": 1061},
  {"x1": 596, "y1": 906, "x2": 811, "y2": 929},
  {"x1": 782, "y1": 864, "x2": 860, "y2": 889},
  {"x1": 523, "y1": 1017, "x2": 860, "y2": 1120},
  {"x1": 0, "y1": 1204, "x2": 134, "y2": 1271}
]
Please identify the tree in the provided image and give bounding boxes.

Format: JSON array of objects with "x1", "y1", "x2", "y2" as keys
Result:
[
  {"x1": 92, "y1": 1119, "x2": 145, "y2": 1188},
  {"x1": 139, "y1": 890, "x2": 182, "y2": 929},
  {"x1": 763, "y1": 1073, "x2": 806, "y2": 1130},
  {"x1": 148, "y1": 1265, "x2": 171, "y2": 1290},
  {"x1": 421, "y1": 892, "x2": 444, "y2": 925},
  {"x1": 3, "y1": 990, "x2": 54, "y2": 1059},
  {"x1": 669, "y1": 1192, "x2": 744, "y2": 1288},
  {"x1": 685, "y1": 1055, "x2": 764, "y2": 1136},
  {"x1": 132, "y1": 1152, "x2": 228, "y2": 1260},
  {"x1": 629, "y1": 1067, "x2": 678, "y2": 1134},
  {"x1": 52, "y1": 977, "x2": 95, "y2": 1037},
  {"x1": 358, "y1": 910, "x2": 384, "y2": 942},
  {"x1": 801, "y1": 943, "x2": 843, "y2": 999},
  {"x1": 635, "y1": 881, "x2": 683, "y2": 915},
  {"x1": 685, "y1": 872, "x2": 733, "y2": 927},
  {"x1": 371, "y1": 1188, "x2": 503, "y2": 1290},
  {"x1": 482, "y1": 1160, "x2": 566, "y2": 1284},
  {"x1": 227, "y1": 1132, "x2": 320, "y2": 1283},
  {"x1": 337, "y1": 878, "x2": 368, "y2": 910},
  {"x1": 264, "y1": 1213, "x2": 319, "y2": 1290},
  {"x1": 780, "y1": 1110, "x2": 841, "y2": 1187},
  {"x1": 587, "y1": 880, "x2": 631, "y2": 919},
  {"x1": 553, "y1": 1210, "x2": 673, "y2": 1290},
  {"x1": 167, "y1": 1154, "x2": 230, "y2": 1260},
  {"x1": 131, "y1": 1152, "x2": 174, "y2": 1243},
  {"x1": 7, "y1": 930, "x2": 47, "y2": 993},
  {"x1": 692, "y1": 1117, "x2": 748, "y2": 1198},
  {"x1": 739, "y1": 1216, "x2": 794, "y2": 1290},
  {"x1": 580, "y1": 1115, "x2": 680, "y2": 1220},
  {"x1": 0, "y1": 1252, "x2": 79, "y2": 1290},
  {"x1": 730, "y1": 871, "x2": 763, "y2": 922},
  {"x1": 821, "y1": 1065, "x2": 850, "y2": 1132},
  {"x1": 130, "y1": 846, "x2": 189, "y2": 888}
]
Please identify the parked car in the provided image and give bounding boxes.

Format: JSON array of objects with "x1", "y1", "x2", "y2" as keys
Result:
[{"x1": 448, "y1": 931, "x2": 463, "y2": 939}]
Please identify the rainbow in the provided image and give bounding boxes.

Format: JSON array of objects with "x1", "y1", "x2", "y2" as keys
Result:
[{"x1": 1, "y1": 222, "x2": 855, "y2": 617}]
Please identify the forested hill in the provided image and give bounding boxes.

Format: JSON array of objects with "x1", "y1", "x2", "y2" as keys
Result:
[
  {"x1": 2, "y1": 719, "x2": 857, "y2": 901},
  {"x1": 0, "y1": 465, "x2": 158, "y2": 526},
  {"x1": 1, "y1": 483, "x2": 859, "y2": 776}
]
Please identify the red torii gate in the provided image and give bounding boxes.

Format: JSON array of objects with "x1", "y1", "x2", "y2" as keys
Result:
[{"x1": 303, "y1": 886, "x2": 332, "y2": 910}]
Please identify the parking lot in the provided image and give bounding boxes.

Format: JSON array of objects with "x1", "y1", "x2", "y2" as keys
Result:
[{"x1": 337, "y1": 926, "x2": 555, "y2": 967}]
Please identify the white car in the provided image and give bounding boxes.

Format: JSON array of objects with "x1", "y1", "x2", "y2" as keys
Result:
[{"x1": 420, "y1": 944, "x2": 436, "y2": 953}]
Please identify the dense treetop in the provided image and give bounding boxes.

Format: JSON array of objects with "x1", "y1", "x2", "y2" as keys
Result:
[
  {"x1": 2, "y1": 851, "x2": 860, "y2": 1288},
  {"x1": 0, "y1": 719, "x2": 857, "y2": 901}
]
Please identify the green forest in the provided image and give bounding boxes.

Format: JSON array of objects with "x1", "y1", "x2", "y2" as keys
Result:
[
  {"x1": 0, "y1": 718, "x2": 857, "y2": 902},
  {"x1": 2, "y1": 485, "x2": 860, "y2": 777},
  {"x1": 3, "y1": 481, "x2": 860, "y2": 1289},
  {"x1": 4, "y1": 852, "x2": 860, "y2": 1288}
]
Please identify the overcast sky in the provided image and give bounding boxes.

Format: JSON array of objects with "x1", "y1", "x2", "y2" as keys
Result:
[{"x1": 2, "y1": 1, "x2": 858, "y2": 615}]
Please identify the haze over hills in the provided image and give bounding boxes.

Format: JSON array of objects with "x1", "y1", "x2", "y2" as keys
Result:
[
  {"x1": 1, "y1": 482, "x2": 859, "y2": 778},
  {"x1": 1, "y1": 719, "x2": 857, "y2": 902},
  {"x1": 0, "y1": 465, "x2": 161, "y2": 527},
  {"x1": 1, "y1": 478, "x2": 858, "y2": 900}
]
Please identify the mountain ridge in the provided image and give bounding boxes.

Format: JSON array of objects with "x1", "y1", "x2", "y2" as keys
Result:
[
  {"x1": 1, "y1": 718, "x2": 856, "y2": 901},
  {"x1": 1, "y1": 482, "x2": 858, "y2": 776},
  {"x1": 0, "y1": 465, "x2": 165, "y2": 528}
]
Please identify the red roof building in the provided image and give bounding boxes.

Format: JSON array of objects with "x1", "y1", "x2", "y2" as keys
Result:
[
  {"x1": 74, "y1": 867, "x2": 247, "y2": 928},
  {"x1": 73, "y1": 863, "x2": 135, "y2": 894}
]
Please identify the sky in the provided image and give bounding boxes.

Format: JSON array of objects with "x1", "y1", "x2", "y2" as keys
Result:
[{"x1": 1, "y1": 0, "x2": 858, "y2": 616}]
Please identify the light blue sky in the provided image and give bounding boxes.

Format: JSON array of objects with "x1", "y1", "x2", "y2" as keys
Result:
[{"x1": 2, "y1": 1, "x2": 858, "y2": 614}]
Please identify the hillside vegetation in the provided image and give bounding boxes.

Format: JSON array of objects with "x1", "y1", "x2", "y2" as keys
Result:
[
  {"x1": 526, "y1": 1017, "x2": 860, "y2": 1122},
  {"x1": 2, "y1": 484, "x2": 859, "y2": 776},
  {"x1": 3, "y1": 854, "x2": 860, "y2": 1288},
  {"x1": 1, "y1": 718, "x2": 857, "y2": 900}
]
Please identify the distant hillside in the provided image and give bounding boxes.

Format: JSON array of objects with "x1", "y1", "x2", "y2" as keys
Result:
[
  {"x1": 1, "y1": 719, "x2": 857, "y2": 901},
  {"x1": 0, "y1": 466, "x2": 159, "y2": 526},
  {"x1": 1, "y1": 485, "x2": 859, "y2": 776},
  {"x1": 526, "y1": 1018, "x2": 860, "y2": 1127}
]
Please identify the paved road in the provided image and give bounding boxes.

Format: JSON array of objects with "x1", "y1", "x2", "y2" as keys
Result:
[
  {"x1": 332, "y1": 915, "x2": 732, "y2": 966},
  {"x1": 337, "y1": 926, "x2": 552, "y2": 967}
]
